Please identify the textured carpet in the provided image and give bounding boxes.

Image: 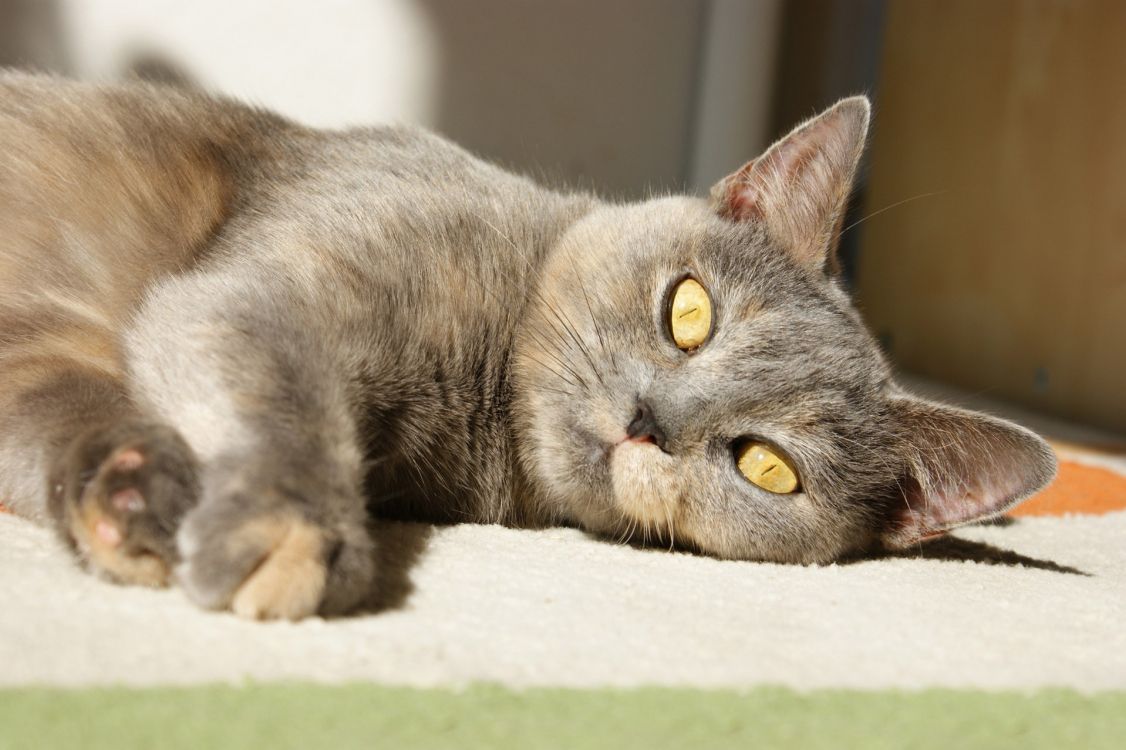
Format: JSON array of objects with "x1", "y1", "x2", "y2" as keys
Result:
[{"x1": 2, "y1": 506, "x2": 1124, "y2": 690}]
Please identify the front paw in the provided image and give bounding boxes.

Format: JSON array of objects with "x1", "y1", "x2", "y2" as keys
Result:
[
  {"x1": 176, "y1": 489, "x2": 374, "y2": 620},
  {"x1": 47, "y1": 421, "x2": 199, "y2": 587}
]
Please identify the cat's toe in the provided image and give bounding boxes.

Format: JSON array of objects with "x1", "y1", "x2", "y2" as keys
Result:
[
  {"x1": 48, "y1": 422, "x2": 199, "y2": 587},
  {"x1": 228, "y1": 516, "x2": 328, "y2": 620},
  {"x1": 176, "y1": 496, "x2": 373, "y2": 621}
]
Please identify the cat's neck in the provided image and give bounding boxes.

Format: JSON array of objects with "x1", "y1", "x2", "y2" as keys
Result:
[
  {"x1": 369, "y1": 185, "x2": 596, "y2": 527},
  {"x1": 489, "y1": 191, "x2": 598, "y2": 526}
]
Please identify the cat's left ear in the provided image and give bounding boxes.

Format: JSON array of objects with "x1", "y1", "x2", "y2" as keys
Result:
[
  {"x1": 710, "y1": 96, "x2": 870, "y2": 274},
  {"x1": 880, "y1": 395, "x2": 1058, "y2": 549}
]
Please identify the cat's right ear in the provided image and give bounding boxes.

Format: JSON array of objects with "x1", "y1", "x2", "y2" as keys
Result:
[{"x1": 709, "y1": 96, "x2": 870, "y2": 275}]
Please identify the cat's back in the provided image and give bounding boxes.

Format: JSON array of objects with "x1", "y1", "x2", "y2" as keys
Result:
[
  {"x1": 0, "y1": 73, "x2": 288, "y2": 297},
  {"x1": 0, "y1": 73, "x2": 574, "y2": 278}
]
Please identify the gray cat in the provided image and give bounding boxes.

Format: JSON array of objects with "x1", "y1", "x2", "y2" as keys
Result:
[{"x1": 0, "y1": 73, "x2": 1056, "y2": 619}]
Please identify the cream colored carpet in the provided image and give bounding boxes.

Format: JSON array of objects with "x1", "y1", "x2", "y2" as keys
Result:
[{"x1": 2, "y1": 508, "x2": 1123, "y2": 690}]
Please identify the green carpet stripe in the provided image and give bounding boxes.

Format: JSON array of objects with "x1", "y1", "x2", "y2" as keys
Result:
[{"x1": 1, "y1": 684, "x2": 1124, "y2": 750}]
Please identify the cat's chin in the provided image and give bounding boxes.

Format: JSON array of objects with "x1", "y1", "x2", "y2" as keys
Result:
[{"x1": 609, "y1": 440, "x2": 682, "y2": 531}]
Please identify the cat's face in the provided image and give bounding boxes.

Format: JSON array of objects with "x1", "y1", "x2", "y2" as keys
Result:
[
  {"x1": 515, "y1": 198, "x2": 897, "y2": 562},
  {"x1": 513, "y1": 97, "x2": 1056, "y2": 562}
]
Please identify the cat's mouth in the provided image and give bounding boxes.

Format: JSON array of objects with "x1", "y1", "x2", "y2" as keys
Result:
[
  {"x1": 610, "y1": 440, "x2": 679, "y2": 529},
  {"x1": 563, "y1": 414, "x2": 681, "y2": 531}
]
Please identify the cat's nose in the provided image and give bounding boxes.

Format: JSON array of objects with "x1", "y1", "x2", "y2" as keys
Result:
[{"x1": 626, "y1": 400, "x2": 667, "y2": 451}]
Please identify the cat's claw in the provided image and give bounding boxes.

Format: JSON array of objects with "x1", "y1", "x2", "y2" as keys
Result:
[{"x1": 48, "y1": 422, "x2": 199, "y2": 587}]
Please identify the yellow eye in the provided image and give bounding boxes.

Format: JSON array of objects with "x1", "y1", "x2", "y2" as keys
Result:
[
  {"x1": 736, "y1": 442, "x2": 801, "y2": 494},
  {"x1": 668, "y1": 277, "x2": 713, "y2": 350}
]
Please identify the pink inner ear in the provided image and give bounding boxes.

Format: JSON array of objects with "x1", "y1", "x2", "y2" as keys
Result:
[
  {"x1": 884, "y1": 470, "x2": 1031, "y2": 549},
  {"x1": 883, "y1": 500, "x2": 956, "y2": 550},
  {"x1": 719, "y1": 136, "x2": 814, "y2": 223},
  {"x1": 721, "y1": 164, "x2": 765, "y2": 222}
]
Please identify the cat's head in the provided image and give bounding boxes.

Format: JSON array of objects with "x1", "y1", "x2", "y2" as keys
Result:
[{"x1": 513, "y1": 97, "x2": 1056, "y2": 563}]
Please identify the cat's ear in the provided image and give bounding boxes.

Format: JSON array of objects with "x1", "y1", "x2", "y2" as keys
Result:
[
  {"x1": 880, "y1": 395, "x2": 1058, "y2": 549},
  {"x1": 710, "y1": 96, "x2": 870, "y2": 274}
]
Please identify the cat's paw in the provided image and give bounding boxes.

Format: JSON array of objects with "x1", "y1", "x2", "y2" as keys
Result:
[
  {"x1": 176, "y1": 489, "x2": 374, "y2": 620},
  {"x1": 48, "y1": 421, "x2": 200, "y2": 587}
]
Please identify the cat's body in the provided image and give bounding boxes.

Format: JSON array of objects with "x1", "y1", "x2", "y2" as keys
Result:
[
  {"x1": 0, "y1": 73, "x2": 1055, "y2": 619},
  {"x1": 0, "y1": 73, "x2": 578, "y2": 523}
]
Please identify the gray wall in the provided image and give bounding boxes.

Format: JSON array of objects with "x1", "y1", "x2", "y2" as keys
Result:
[{"x1": 0, "y1": 0, "x2": 782, "y2": 199}]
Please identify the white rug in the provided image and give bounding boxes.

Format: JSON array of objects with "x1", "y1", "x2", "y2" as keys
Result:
[{"x1": 2, "y1": 509, "x2": 1123, "y2": 691}]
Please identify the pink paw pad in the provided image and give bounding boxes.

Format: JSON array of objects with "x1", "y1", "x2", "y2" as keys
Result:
[
  {"x1": 111, "y1": 488, "x2": 146, "y2": 513},
  {"x1": 95, "y1": 519, "x2": 123, "y2": 547},
  {"x1": 111, "y1": 449, "x2": 146, "y2": 472}
]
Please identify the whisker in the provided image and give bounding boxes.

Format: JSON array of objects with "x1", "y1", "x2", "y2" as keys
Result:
[
  {"x1": 523, "y1": 328, "x2": 586, "y2": 386},
  {"x1": 535, "y1": 289, "x2": 603, "y2": 390},
  {"x1": 565, "y1": 245, "x2": 616, "y2": 371},
  {"x1": 615, "y1": 513, "x2": 637, "y2": 546},
  {"x1": 837, "y1": 190, "x2": 947, "y2": 240},
  {"x1": 663, "y1": 499, "x2": 676, "y2": 552},
  {"x1": 475, "y1": 212, "x2": 607, "y2": 392},
  {"x1": 452, "y1": 258, "x2": 590, "y2": 392}
]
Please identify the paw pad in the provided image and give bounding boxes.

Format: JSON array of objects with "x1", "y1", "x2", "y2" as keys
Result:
[
  {"x1": 94, "y1": 518, "x2": 123, "y2": 547},
  {"x1": 110, "y1": 449, "x2": 146, "y2": 472},
  {"x1": 111, "y1": 488, "x2": 146, "y2": 513},
  {"x1": 51, "y1": 423, "x2": 199, "y2": 588}
]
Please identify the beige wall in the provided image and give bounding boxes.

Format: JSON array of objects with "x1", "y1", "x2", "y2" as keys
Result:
[{"x1": 856, "y1": 0, "x2": 1126, "y2": 433}]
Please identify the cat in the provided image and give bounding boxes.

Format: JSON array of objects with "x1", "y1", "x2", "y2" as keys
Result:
[{"x1": 0, "y1": 73, "x2": 1056, "y2": 620}]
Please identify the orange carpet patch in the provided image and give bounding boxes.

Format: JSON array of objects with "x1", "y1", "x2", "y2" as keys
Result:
[{"x1": 1010, "y1": 459, "x2": 1126, "y2": 518}]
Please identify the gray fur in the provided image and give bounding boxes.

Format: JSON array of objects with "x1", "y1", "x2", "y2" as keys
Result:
[{"x1": 0, "y1": 73, "x2": 1056, "y2": 618}]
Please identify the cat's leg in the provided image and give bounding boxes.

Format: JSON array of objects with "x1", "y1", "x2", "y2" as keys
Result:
[
  {"x1": 0, "y1": 339, "x2": 198, "y2": 586},
  {"x1": 126, "y1": 275, "x2": 375, "y2": 620}
]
